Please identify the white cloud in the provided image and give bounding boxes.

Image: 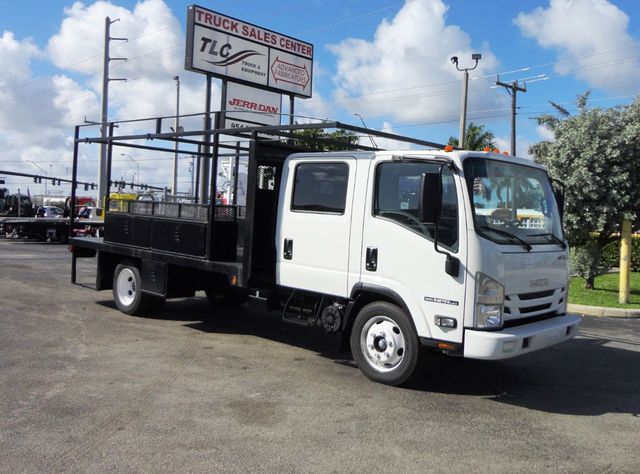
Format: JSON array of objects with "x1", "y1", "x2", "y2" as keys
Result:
[
  {"x1": 0, "y1": 31, "x2": 41, "y2": 83},
  {"x1": 494, "y1": 135, "x2": 533, "y2": 160},
  {"x1": 536, "y1": 124, "x2": 555, "y2": 141},
  {"x1": 329, "y1": 0, "x2": 501, "y2": 124},
  {"x1": 52, "y1": 75, "x2": 100, "y2": 126},
  {"x1": 377, "y1": 122, "x2": 417, "y2": 150},
  {"x1": 514, "y1": 0, "x2": 640, "y2": 94},
  {"x1": 296, "y1": 92, "x2": 334, "y2": 122}
]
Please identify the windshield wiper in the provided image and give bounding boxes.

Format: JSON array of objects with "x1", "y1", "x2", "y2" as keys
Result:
[
  {"x1": 479, "y1": 225, "x2": 532, "y2": 251},
  {"x1": 528, "y1": 232, "x2": 567, "y2": 249}
]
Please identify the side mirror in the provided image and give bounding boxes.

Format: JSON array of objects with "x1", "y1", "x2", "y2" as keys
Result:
[
  {"x1": 554, "y1": 188, "x2": 564, "y2": 221},
  {"x1": 419, "y1": 172, "x2": 440, "y2": 224},
  {"x1": 551, "y1": 178, "x2": 565, "y2": 221},
  {"x1": 445, "y1": 254, "x2": 460, "y2": 277},
  {"x1": 421, "y1": 167, "x2": 461, "y2": 279}
]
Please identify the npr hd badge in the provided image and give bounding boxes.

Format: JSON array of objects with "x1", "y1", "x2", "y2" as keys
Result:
[{"x1": 424, "y1": 296, "x2": 459, "y2": 306}]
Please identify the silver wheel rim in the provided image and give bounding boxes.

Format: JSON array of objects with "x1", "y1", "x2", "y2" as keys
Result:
[
  {"x1": 360, "y1": 315, "x2": 406, "y2": 373},
  {"x1": 116, "y1": 268, "x2": 136, "y2": 307}
]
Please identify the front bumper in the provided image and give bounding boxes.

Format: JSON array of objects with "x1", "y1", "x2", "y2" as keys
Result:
[{"x1": 463, "y1": 314, "x2": 582, "y2": 360}]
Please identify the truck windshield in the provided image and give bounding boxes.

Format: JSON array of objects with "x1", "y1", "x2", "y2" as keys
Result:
[{"x1": 463, "y1": 157, "x2": 563, "y2": 247}]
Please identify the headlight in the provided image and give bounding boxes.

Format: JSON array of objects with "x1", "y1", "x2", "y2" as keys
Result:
[{"x1": 475, "y1": 272, "x2": 504, "y2": 329}]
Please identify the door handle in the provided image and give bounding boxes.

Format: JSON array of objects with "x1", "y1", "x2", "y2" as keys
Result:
[
  {"x1": 284, "y1": 238, "x2": 293, "y2": 260},
  {"x1": 366, "y1": 247, "x2": 378, "y2": 271}
]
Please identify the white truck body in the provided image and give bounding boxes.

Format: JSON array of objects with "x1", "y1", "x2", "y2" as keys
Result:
[{"x1": 276, "y1": 149, "x2": 580, "y2": 364}]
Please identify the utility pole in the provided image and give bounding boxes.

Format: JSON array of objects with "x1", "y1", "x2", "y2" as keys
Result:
[
  {"x1": 451, "y1": 53, "x2": 481, "y2": 149},
  {"x1": 97, "y1": 17, "x2": 127, "y2": 207},
  {"x1": 495, "y1": 75, "x2": 526, "y2": 156}
]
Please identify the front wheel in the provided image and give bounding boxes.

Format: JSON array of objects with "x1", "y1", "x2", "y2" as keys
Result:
[{"x1": 350, "y1": 302, "x2": 420, "y2": 386}]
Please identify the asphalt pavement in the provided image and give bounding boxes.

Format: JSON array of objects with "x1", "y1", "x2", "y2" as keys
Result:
[{"x1": 1, "y1": 239, "x2": 639, "y2": 473}]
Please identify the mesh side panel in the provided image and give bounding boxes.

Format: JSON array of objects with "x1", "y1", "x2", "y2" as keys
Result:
[
  {"x1": 257, "y1": 165, "x2": 276, "y2": 191},
  {"x1": 181, "y1": 204, "x2": 209, "y2": 221},
  {"x1": 214, "y1": 206, "x2": 236, "y2": 222},
  {"x1": 129, "y1": 201, "x2": 154, "y2": 216},
  {"x1": 107, "y1": 199, "x2": 235, "y2": 223},
  {"x1": 154, "y1": 202, "x2": 181, "y2": 219}
]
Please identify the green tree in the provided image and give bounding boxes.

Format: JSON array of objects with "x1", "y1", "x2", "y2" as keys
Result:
[
  {"x1": 447, "y1": 122, "x2": 496, "y2": 150},
  {"x1": 293, "y1": 127, "x2": 359, "y2": 151},
  {"x1": 530, "y1": 92, "x2": 640, "y2": 288}
]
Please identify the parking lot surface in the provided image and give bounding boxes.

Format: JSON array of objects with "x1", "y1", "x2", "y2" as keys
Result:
[{"x1": 1, "y1": 239, "x2": 639, "y2": 473}]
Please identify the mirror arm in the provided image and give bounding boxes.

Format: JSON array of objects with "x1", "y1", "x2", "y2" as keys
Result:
[{"x1": 432, "y1": 164, "x2": 460, "y2": 278}]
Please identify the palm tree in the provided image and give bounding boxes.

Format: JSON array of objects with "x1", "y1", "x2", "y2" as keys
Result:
[{"x1": 448, "y1": 122, "x2": 496, "y2": 150}]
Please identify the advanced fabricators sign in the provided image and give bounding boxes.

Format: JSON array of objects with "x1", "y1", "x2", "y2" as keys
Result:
[{"x1": 185, "y1": 5, "x2": 313, "y2": 98}]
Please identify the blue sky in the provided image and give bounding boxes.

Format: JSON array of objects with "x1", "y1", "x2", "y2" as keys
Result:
[{"x1": 1, "y1": 0, "x2": 639, "y2": 194}]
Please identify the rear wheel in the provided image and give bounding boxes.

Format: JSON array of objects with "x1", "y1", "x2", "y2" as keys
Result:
[
  {"x1": 113, "y1": 262, "x2": 154, "y2": 315},
  {"x1": 350, "y1": 302, "x2": 420, "y2": 386}
]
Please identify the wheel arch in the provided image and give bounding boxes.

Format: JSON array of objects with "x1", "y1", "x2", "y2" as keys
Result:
[
  {"x1": 341, "y1": 283, "x2": 418, "y2": 351},
  {"x1": 97, "y1": 252, "x2": 141, "y2": 291}
]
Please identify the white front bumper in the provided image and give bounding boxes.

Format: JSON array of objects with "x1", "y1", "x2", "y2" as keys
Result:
[{"x1": 464, "y1": 314, "x2": 582, "y2": 360}]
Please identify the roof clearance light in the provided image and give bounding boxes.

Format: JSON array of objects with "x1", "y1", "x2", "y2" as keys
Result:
[
  {"x1": 493, "y1": 148, "x2": 500, "y2": 154},
  {"x1": 444, "y1": 145, "x2": 454, "y2": 152},
  {"x1": 483, "y1": 146, "x2": 491, "y2": 152},
  {"x1": 502, "y1": 151, "x2": 509, "y2": 156}
]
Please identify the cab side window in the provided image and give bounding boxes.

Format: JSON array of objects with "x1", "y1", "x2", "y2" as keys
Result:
[
  {"x1": 292, "y1": 162, "x2": 349, "y2": 214},
  {"x1": 374, "y1": 162, "x2": 458, "y2": 252}
]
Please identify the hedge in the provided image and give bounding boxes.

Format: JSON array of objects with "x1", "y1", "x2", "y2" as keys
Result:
[{"x1": 601, "y1": 236, "x2": 640, "y2": 272}]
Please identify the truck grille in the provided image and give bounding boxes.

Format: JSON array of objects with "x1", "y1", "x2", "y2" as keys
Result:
[
  {"x1": 504, "y1": 287, "x2": 565, "y2": 319},
  {"x1": 518, "y1": 289, "x2": 555, "y2": 300}
]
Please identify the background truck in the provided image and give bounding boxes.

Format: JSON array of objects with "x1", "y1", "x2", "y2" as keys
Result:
[
  {"x1": 70, "y1": 116, "x2": 581, "y2": 386},
  {"x1": 0, "y1": 188, "x2": 34, "y2": 217}
]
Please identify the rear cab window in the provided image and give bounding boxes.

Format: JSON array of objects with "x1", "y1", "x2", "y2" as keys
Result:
[{"x1": 291, "y1": 162, "x2": 349, "y2": 214}]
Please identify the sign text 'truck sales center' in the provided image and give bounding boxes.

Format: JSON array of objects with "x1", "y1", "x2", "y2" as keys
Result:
[{"x1": 186, "y1": 5, "x2": 313, "y2": 99}]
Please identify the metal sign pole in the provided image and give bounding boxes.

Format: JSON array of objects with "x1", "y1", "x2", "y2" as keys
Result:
[
  {"x1": 289, "y1": 95, "x2": 295, "y2": 125},
  {"x1": 199, "y1": 76, "x2": 212, "y2": 204}
]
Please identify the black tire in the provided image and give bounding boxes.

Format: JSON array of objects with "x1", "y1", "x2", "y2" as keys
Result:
[
  {"x1": 350, "y1": 301, "x2": 420, "y2": 386},
  {"x1": 112, "y1": 262, "x2": 153, "y2": 315},
  {"x1": 204, "y1": 288, "x2": 248, "y2": 307}
]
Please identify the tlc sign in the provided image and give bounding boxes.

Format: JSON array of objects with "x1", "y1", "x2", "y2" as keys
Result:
[{"x1": 185, "y1": 5, "x2": 313, "y2": 98}]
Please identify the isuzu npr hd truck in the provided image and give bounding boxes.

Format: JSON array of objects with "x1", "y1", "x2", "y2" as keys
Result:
[{"x1": 70, "y1": 119, "x2": 581, "y2": 386}]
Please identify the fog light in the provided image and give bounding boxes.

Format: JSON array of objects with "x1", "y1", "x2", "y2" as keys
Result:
[
  {"x1": 503, "y1": 340, "x2": 517, "y2": 352},
  {"x1": 435, "y1": 316, "x2": 457, "y2": 328}
]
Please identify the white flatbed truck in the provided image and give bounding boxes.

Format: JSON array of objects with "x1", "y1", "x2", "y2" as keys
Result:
[{"x1": 70, "y1": 119, "x2": 580, "y2": 385}]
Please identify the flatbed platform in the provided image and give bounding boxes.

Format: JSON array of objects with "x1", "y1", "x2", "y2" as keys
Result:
[{"x1": 69, "y1": 236, "x2": 243, "y2": 282}]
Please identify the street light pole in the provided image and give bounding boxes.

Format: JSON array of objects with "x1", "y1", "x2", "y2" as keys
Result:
[
  {"x1": 451, "y1": 53, "x2": 481, "y2": 149},
  {"x1": 354, "y1": 113, "x2": 377, "y2": 148},
  {"x1": 172, "y1": 75, "x2": 180, "y2": 196}
]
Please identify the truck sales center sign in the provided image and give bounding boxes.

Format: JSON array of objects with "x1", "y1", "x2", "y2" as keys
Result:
[{"x1": 186, "y1": 5, "x2": 313, "y2": 98}]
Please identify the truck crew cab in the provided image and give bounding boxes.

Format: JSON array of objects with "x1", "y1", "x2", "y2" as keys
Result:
[{"x1": 70, "y1": 119, "x2": 580, "y2": 386}]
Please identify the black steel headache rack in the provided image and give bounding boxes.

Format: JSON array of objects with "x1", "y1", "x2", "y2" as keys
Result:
[{"x1": 69, "y1": 111, "x2": 446, "y2": 287}]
